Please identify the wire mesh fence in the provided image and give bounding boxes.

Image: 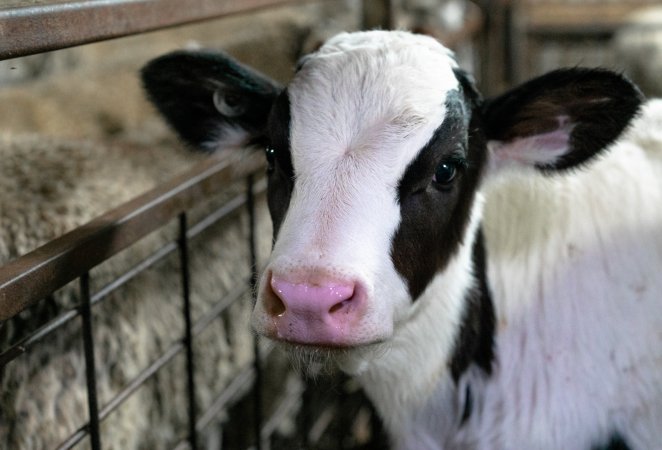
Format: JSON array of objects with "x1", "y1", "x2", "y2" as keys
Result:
[{"x1": 0, "y1": 151, "x2": 384, "y2": 449}]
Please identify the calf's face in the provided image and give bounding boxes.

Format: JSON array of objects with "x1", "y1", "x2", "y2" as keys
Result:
[
  {"x1": 253, "y1": 32, "x2": 486, "y2": 348},
  {"x1": 142, "y1": 30, "x2": 642, "y2": 359}
]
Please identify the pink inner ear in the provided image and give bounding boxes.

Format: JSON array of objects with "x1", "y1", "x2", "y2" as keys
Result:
[{"x1": 492, "y1": 117, "x2": 574, "y2": 167}]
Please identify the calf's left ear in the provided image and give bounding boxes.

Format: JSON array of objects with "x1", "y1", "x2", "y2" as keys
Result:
[
  {"x1": 141, "y1": 50, "x2": 282, "y2": 151},
  {"x1": 482, "y1": 68, "x2": 644, "y2": 172}
]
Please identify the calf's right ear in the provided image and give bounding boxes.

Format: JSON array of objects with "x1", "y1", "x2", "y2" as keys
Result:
[
  {"x1": 482, "y1": 68, "x2": 643, "y2": 172},
  {"x1": 141, "y1": 50, "x2": 283, "y2": 151}
]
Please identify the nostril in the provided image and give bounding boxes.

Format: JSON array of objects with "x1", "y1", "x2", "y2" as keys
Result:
[
  {"x1": 266, "y1": 293, "x2": 286, "y2": 317},
  {"x1": 264, "y1": 277, "x2": 287, "y2": 317},
  {"x1": 328, "y1": 298, "x2": 353, "y2": 315}
]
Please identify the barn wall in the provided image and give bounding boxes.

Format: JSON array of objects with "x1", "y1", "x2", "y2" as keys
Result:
[{"x1": 508, "y1": 1, "x2": 662, "y2": 97}]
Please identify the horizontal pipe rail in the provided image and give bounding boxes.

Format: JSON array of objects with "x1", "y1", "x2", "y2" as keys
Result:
[
  {"x1": 0, "y1": 0, "x2": 304, "y2": 60},
  {"x1": 0, "y1": 151, "x2": 265, "y2": 322}
]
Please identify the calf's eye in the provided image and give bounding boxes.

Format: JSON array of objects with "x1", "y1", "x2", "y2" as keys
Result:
[
  {"x1": 265, "y1": 147, "x2": 276, "y2": 173},
  {"x1": 434, "y1": 161, "x2": 458, "y2": 185}
]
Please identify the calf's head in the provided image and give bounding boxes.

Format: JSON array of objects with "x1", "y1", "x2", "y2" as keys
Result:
[{"x1": 143, "y1": 31, "x2": 641, "y2": 363}]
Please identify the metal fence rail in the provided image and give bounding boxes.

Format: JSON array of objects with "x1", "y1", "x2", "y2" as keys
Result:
[{"x1": 0, "y1": 0, "x2": 306, "y2": 60}]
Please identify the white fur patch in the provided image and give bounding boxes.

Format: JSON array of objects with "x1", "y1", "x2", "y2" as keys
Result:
[{"x1": 202, "y1": 124, "x2": 251, "y2": 151}]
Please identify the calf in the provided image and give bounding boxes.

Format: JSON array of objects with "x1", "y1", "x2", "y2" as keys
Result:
[{"x1": 142, "y1": 30, "x2": 662, "y2": 449}]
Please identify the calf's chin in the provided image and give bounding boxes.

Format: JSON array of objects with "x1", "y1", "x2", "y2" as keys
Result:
[{"x1": 278, "y1": 339, "x2": 394, "y2": 377}]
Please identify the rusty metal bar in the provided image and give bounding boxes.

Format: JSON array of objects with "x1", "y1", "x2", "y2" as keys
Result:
[
  {"x1": 0, "y1": 151, "x2": 264, "y2": 322},
  {"x1": 0, "y1": 242, "x2": 178, "y2": 369},
  {"x1": 0, "y1": 0, "x2": 306, "y2": 61}
]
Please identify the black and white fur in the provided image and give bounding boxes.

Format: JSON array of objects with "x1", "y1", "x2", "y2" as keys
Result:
[{"x1": 142, "y1": 31, "x2": 662, "y2": 449}]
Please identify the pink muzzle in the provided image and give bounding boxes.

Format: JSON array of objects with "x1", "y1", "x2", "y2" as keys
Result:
[{"x1": 262, "y1": 273, "x2": 366, "y2": 347}]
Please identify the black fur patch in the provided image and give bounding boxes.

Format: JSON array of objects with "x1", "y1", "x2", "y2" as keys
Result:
[
  {"x1": 449, "y1": 229, "x2": 495, "y2": 382},
  {"x1": 265, "y1": 91, "x2": 295, "y2": 238},
  {"x1": 460, "y1": 384, "x2": 473, "y2": 425},
  {"x1": 591, "y1": 433, "x2": 631, "y2": 450},
  {"x1": 392, "y1": 84, "x2": 487, "y2": 300}
]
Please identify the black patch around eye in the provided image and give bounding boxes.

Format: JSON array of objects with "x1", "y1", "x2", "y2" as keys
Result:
[
  {"x1": 397, "y1": 112, "x2": 467, "y2": 200},
  {"x1": 265, "y1": 90, "x2": 295, "y2": 238},
  {"x1": 267, "y1": 91, "x2": 294, "y2": 178},
  {"x1": 391, "y1": 91, "x2": 488, "y2": 301}
]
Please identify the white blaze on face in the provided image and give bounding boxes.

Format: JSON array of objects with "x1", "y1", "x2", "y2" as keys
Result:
[{"x1": 252, "y1": 31, "x2": 461, "y2": 347}]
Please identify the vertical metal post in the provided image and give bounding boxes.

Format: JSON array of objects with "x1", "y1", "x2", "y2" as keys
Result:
[
  {"x1": 246, "y1": 175, "x2": 263, "y2": 450},
  {"x1": 80, "y1": 273, "x2": 101, "y2": 450},
  {"x1": 178, "y1": 213, "x2": 198, "y2": 450}
]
